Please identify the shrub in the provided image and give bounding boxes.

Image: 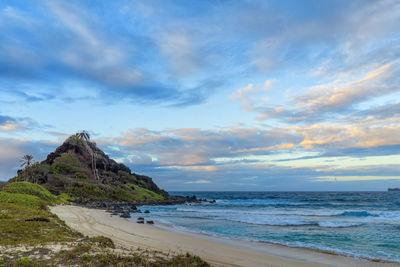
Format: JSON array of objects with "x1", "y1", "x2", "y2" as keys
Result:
[
  {"x1": 88, "y1": 236, "x2": 115, "y2": 249},
  {"x1": 75, "y1": 172, "x2": 88, "y2": 179},
  {"x1": 67, "y1": 182, "x2": 108, "y2": 201},
  {"x1": 53, "y1": 162, "x2": 76, "y2": 174}
]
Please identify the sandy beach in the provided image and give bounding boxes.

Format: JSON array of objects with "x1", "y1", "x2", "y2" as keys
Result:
[{"x1": 50, "y1": 205, "x2": 399, "y2": 267}]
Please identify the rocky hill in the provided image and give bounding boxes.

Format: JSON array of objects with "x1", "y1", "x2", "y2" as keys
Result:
[{"x1": 10, "y1": 133, "x2": 174, "y2": 204}]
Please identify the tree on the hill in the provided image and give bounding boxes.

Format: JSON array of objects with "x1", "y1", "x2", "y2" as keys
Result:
[
  {"x1": 20, "y1": 155, "x2": 34, "y2": 169},
  {"x1": 76, "y1": 131, "x2": 90, "y2": 141}
]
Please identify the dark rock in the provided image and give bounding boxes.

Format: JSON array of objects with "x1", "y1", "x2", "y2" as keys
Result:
[
  {"x1": 209, "y1": 200, "x2": 216, "y2": 203},
  {"x1": 146, "y1": 220, "x2": 154, "y2": 224},
  {"x1": 144, "y1": 210, "x2": 150, "y2": 214},
  {"x1": 137, "y1": 220, "x2": 144, "y2": 224},
  {"x1": 120, "y1": 212, "x2": 131, "y2": 218},
  {"x1": 137, "y1": 217, "x2": 144, "y2": 220},
  {"x1": 25, "y1": 217, "x2": 50, "y2": 222}
]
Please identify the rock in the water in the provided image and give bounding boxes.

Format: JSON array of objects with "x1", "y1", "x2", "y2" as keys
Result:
[
  {"x1": 146, "y1": 220, "x2": 154, "y2": 224},
  {"x1": 144, "y1": 210, "x2": 150, "y2": 214}
]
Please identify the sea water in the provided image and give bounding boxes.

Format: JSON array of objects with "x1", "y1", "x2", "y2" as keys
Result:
[{"x1": 137, "y1": 191, "x2": 400, "y2": 262}]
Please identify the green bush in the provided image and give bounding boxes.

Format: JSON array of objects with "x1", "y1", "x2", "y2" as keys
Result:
[
  {"x1": 123, "y1": 184, "x2": 164, "y2": 201},
  {"x1": 75, "y1": 172, "x2": 88, "y2": 179},
  {"x1": 53, "y1": 162, "x2": 76, "y2": 174},
  {"x1": 67, "y1": 182, "x2": 108, "y2": 201}
]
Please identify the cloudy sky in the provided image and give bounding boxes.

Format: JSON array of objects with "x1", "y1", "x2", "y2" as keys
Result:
[{"x1": 1, "y1": 0, "x2": 400, "y2": 191}]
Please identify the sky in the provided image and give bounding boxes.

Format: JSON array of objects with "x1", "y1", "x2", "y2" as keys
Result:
[{"x1": 1, "y1": 0, "x2": 400, "y2": 191}]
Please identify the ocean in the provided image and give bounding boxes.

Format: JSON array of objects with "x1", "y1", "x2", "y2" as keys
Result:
[{"x1": 137, "y1": 191, "x2": 400, "y2": 263}]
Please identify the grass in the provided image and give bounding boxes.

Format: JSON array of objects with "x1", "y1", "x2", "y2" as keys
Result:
[
  {"x1": 2, "y1": 182, "x2": 58, "y2": 203},
  {"x1": 0, "y1": 192, "x2": 44, "y2": 209},
  {"x1": 1, "y1": 244, "x2": 211, "y2": 267},
  {"x1": 0, "y1": 181, "x2": 210, "y2": 266},
  {"x1": 124, "y1": 184, "x2": 164, "y2": 202},
  {"x1": 66, "y1": 181, "x2": 164, "y2": 203},
  {"x1": 0, "y1": 202, "x2": 82, "y2": 247},
  {"x1": 67, "y1": 181, "x2": 108, "y2": 201}
]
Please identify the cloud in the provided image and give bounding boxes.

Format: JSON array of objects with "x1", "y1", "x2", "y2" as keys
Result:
[
  {"x1": 248, "y1": 0, "x2": 400, "y2": 71},
  {"x1": 295, "y1": 64, "x2": 399, "y2": 115},
  {"x1": 0, "y1": 138, "x2": 57, "y2": 180},
  {"x1": 0, "y1": 1, "x2": 216, "y2": 106},
  {"x1": 184, "y1": 180, "x2": 211, "y2": 184},
  {"x1": 105, "y1": 127, "x2": 298, "y2": 167},
  {"x1": 231, "y1": 79, "x2": 275, "y2": 111},
  {"x1": 0, "y1": 114, "x2": 44, "y2": 132},
  {"x1": 314, "y1": 176, "x2": 400, "y2": 182},
  {"x1": 241, "y1": 62, "x2": 400, "y2": 123},
  {"x1": 158, "y1": 31, "x2": 199, "y2": 75}
]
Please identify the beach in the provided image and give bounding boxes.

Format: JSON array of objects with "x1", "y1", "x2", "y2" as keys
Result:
[{"x1": 50, "y1": 205, "x2": 399, "y2": 267}]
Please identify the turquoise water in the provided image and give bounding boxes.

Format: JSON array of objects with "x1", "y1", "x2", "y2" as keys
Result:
[{"x1": 138, "y1": 191, "x2": 400, "y2": 262}]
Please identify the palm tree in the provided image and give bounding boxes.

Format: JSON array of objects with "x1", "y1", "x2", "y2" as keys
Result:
[
  {"x1": 76, "y1": 131, "x2": 90, "y2": 141},
  {"x1": 20, "y1": 155, "x2": 34, "y2": 169}
]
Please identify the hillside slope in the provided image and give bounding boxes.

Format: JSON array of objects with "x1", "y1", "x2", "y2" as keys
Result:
[{"x1": 10, "y1": 134, "x2": 169, "y2": 203}]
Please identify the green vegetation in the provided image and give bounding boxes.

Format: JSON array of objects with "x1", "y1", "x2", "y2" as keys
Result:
[
  {"x1": 10, "y1": 134, "x2": 168, "y2": 203},
  {"x1": 3, "y1": 182, "x2": 58, "y2": 203},
  {"x1": 0, "y1": 192, "x2": 44, "y2": 209},
  {"x1": 0, "y1": 182, "x2": 80, "y2": 247},
  {"x1": 64, "y1": 181, "x2": 164, "y2": 203},
  {"x1": 1, "y1": 244, "x2": 210, "y2": 266},
  {"x1": 0, "y1": 182, "x2": 209, "y2": 266},
  {"x1": 1, "y1": 134, "x2": 206, "y2": 265},
  {"x1": 0, "y1": 199, "x2": 81, "y2": 247},
  {"x1": 67, "y1": 181, "x2": 108, "y2": 201},
  {"x1": 123, "y1": 184, "x2": 164, "y2": 201}
]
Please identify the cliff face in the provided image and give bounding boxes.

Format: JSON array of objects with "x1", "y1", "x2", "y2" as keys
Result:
[{"x1": 11, "y1": 135, "x2": 168, "y2": 202}]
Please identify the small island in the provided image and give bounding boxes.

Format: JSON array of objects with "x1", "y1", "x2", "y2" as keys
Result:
[{"x1": 388, "y1": 188, "x2": 400, "y2": 192}]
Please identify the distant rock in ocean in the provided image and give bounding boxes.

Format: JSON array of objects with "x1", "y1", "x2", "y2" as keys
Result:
[{"x1": 388, "y1": 188, "x2": 400, "y2": 192}]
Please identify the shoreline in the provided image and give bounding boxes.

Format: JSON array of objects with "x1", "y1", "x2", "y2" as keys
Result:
[
  {"x1": 50, "y1": 205, "x2": 400, "y2": 267},
  {"x1": 152, "y1": 221, "x2": 399, "y2": 265}
]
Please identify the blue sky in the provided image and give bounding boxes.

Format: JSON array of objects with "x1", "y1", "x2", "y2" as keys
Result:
[{"x1": 1, "y1": 0, "x2": 400, "y2": 191}]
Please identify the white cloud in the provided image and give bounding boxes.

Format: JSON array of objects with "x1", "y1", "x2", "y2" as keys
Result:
[
  {"x1": 184, "y1": 180, "x2": 211, "y2": 184},
  {"x1": 231, "y1": 79, "x2": 275, "y2": 111}
]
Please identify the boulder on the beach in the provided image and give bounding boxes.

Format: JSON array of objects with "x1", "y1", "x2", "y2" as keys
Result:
[
  {"x1": 146, "y1": 220, "x2": 154, "y2": 224},
  {"x1": 137, "y1": 217, "x2": 144, "y2": 220},
  {"x1": 137, "y1": 220, "x2": 144, "y2": 224},
  {"x1": 120, "y1": 212, "x2": 131, "y2": 218}
]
